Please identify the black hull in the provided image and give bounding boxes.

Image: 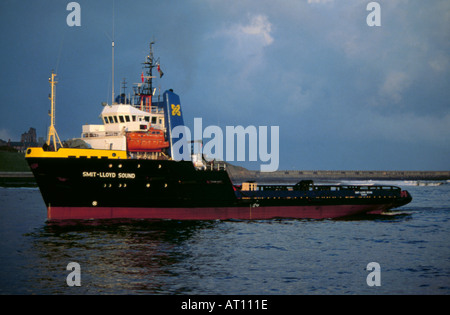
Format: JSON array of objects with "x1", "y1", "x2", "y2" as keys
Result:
[{"x1": 26, "y1": 156, "x2": 412, "y2": 220}]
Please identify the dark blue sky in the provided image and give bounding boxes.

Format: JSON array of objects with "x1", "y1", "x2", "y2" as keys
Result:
[{"x1": 1, "y1": 0, "x2": 449, "y2": 171}]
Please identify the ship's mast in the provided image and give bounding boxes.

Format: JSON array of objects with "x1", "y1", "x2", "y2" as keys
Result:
[
  {"x1": 46, "y1": 71, "x2": 62, "y2": 150},
  {"x1": 139, "y1": 41, "x2": 160, "y2": 111},
  {"x1": 111, "y1": 0, "x2": 115, "y2": 104},
  {"x1": 142, "y1": 41, "x2": 155, "y2": 96},
  {"x1": 132, "y1": 41, "x2": 163, "y2": 111},
  {"x1": 112, "y1": 40, "x2": 115, "y2": 104}
]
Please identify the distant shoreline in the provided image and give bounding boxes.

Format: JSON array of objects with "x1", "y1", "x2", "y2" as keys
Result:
[
  {"x1": 224, "y1": 164, "x2": 450, "y2": 182},
  {"x1": 229, "y1": 170, "x2": 450, "y2": 182},
  {"x1": 0, "y1": 172, "x2": 33, "y2": 178}
]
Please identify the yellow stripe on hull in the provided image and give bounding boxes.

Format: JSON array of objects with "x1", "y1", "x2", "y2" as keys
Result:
[{"x1": 25, "y1": 147, "x2": 127, "y2": 159}]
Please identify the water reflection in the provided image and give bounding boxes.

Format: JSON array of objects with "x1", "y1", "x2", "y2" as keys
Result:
[{"x1": 24, "y1": 220, "x2": 218, "y2": 294}]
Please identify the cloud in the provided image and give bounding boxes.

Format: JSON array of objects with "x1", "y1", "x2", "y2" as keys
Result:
[
  {"x1": 379, "y1": 71, "x2": 412, "y2": 104},
  {"x1": 210, "y1": 14, "x2": 274, "y2": 78},
  {"x1": 216, "y1": 13, "x2": 274, "y2": 55},
  {"x1": 211, "y1": 14, "x2": 274, "y2": 47},
  {"x1": 429, "y1": 51, "x2": 450, "y2": 73},
  {"x1": 239, "y1": 14, "x2": 274, "y2": 47},
  {"x1": 368, "y1": 111, "x2": 450, "y2": 145}
]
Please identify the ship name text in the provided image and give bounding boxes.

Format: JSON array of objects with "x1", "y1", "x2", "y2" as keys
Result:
[{"x1": 82, "y1": 171, "x2": 136, "y2": 179}]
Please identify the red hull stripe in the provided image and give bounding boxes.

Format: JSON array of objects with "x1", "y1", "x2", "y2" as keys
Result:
[{"x1": 48, "y1": 204, "x2": 389, "y2": 220}]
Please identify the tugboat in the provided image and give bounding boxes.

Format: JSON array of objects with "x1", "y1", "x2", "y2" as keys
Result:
[{"x1": 25, "y1": 42, "x2": 412, "y2": 221}]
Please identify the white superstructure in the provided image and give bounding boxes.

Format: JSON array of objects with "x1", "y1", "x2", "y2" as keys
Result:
[{"x1": 81, "y1": 101, "x2": 165, "y2": 151}]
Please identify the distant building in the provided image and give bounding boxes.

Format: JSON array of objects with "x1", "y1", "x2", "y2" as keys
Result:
[
  {"x1": 3, "y1": 127, "x2": 40, "y2": 153},
  {"x1": 21, "y1": 127, "x2": 37, "y2": 144}
]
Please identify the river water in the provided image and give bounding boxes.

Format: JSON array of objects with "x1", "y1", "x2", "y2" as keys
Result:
[{"x1": 0, "y1": 180, "x2": 449, "y2": 296}]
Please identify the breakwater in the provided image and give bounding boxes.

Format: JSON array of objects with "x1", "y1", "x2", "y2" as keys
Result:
[{"x1": 225, "y1": 165, "x2": 450, "y2": 183}]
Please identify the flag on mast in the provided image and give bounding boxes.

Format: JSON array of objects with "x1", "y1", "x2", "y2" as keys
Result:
[{"x1": 157, "y1": 64, "x2": 164, "y2": 78}]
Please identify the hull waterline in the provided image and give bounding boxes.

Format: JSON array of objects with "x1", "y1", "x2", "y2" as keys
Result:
[{"x1": 47, "y1": 203, "x2": 405, "y2": 221}]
